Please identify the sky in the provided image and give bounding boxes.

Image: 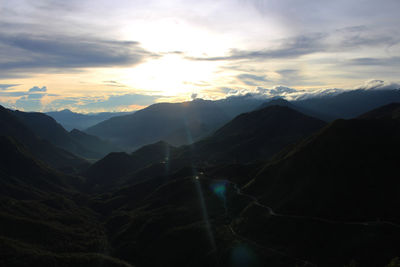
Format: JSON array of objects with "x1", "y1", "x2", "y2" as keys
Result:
[{"x1": 0, "y1": 0, "x2": 399, "y2": 112}]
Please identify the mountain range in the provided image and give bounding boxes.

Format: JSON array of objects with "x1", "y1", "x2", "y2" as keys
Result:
[
  {"x1": 80, "y1": 88, "x2": 400, "y2": 151},
  {"x1": 46, "y1": 109, "x2": 132, "y2": 131},
  {"x1": 1, "y1": 92, "x2": 400, "y2": 266}
]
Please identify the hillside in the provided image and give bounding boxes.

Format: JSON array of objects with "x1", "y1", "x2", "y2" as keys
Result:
[
  {"x1": 46, "y1": 109, "x2": 132, "y2": 131},
  {"x1": 0, "y1": 105, "x2": 87, "y2": 172},
  {"x1": 13, "y1": 110, "x2": 118, "y2": 159},
  {"x1": 86, "y1": 99, "x2": 231, "y2": 149}
]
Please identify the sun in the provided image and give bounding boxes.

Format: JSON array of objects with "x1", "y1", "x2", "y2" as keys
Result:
[{"x1": 120, "y1": 54, "x2": 220, "y2": 96}]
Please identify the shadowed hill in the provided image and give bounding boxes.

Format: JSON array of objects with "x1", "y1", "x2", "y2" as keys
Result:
[
  {"x1": 83, "y1": 106, "x2": 326, "y2": 190},
  {"x1": 189, "y1": 105, "x2": 326, "y2": 164},
  {"x1": 358, "y1": 102, "x2": 400, "y2": 120},
  {"x1": 13, "y1": 110, "x2": 118, "y2": 159},
  {"x1": 46, "y1": 109, "x2": 132, "y2": 131},
  {"x1": 244, "y1": 117, "x2": 400, "y2": 221},
  {"x1": 0, "y1": 105, "x2": 87, "y2": 172},
  {"x1": 83, "y1": 141, "x2": 175, "y2": 191},
  {"x1": 85, "y1": 99, "x2": 232, "y2": 149},
  {"x1": 0, "y1": 136, "x2": 133, "y2": 267},
  {"x1": 0, "y1": 136, "x2": 80, "y2": 199},
  {"x1": 293, "y1": 89, "x2": 400, "y2": 121}
]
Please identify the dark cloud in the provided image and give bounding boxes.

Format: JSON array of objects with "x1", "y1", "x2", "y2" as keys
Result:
[
  {"x1": 187, "y1": 33, "x2": 327, "y2": 61},
  {"x1": 236, "y1": 73, "x2": 269, "y2": 86},
  {"x1": 346, "y1": 57, "x2": 400, "y2": 66},
  {"x1": 0, "y1": 84, "x2": 19, "y2": 90},
  {"x1": 191, "y1": 93, "x2": 198, "y2": 100},
  {"x1": 0, "y1": 33, "x2": 160, "y2": 77},
  {"x1": 186, "y1": 27, "x2": 400, "y2": 63},
  {"x1": 102, "y1": 80, "x2": 126, "y2": 87}
]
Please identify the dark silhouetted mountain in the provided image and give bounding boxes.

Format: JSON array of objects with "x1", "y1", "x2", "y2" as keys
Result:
[
  {"x1": 358, "y1": 102, "x2": 400, "y2": 120},
  {"x1": 83, "y1": 141, "x2": 175, "y2": 191},
  {"x1": 86, "y1": 99, "x2": 231, "y2": 149},
  {"x1": 0, "y1": 105, "x2": 87, "y2": 172},
  {"x1": 232, "y1": 115, "x2": 400, "y2": 266},
  {"x1": 259, "y1": 98, "x2": 331, "y2": 121},
  {"x1": 83, "y1": 105, "x2": 325, "y2": 190},
  {"x1": 0, "y1": 136, "x2": 79, "y2": 198},
  {"x1": 46, "y1": 109, "x2": 132, "y2": 131},
  {"x1": 12, "y1": 110, "x2": 119, "y2": 159},
  {"x1": 293, "y1": 88, "x2": 400, "y2": 120},
  {"x1": 0, "y1": 136, "x2": 132, "y2": 267},
  {"x1": 189, "y1": 105, "x2": 326, "y2": 163},
  {"x1": 244, "y1": 117, "x2": 400, "y2": 220},
  {"x1": 2, "y1": 101, "x2": 400, "y2": 267},
  {"x1": 214, "y1": 93, "x2": 267, "y2": 117}
]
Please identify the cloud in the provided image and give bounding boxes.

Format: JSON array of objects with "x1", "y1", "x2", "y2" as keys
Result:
[
  {"x1": 256, "y1": 86, "x2": 299, "y2": 96},
  {"x1": 15, "y1": 96, "x2": 42, "y2": 111},
  {"x1": 187, "y1": 33, "x2": 327, "y2": 61},
  {"x1": 237, "y1": 73, "x2": 268, "y2": 86},
  {"x1": 186, "y1": 26, "x2": 400, "y2": 63},
  {"x1": 357, "y1": 80, "x2": 400, "y2": 90},
  {"x1": 191, "y1": 93, "x2": 198, "y2": 100},
  {"x1": 0, "y1": 33, "x2": 160, "y2": 77},
  {"x1": 346, "y1": 57, "x2": 400, "y2": 66},
  {"x1": 0, "y1": 84, "x2": 19, "y2": 90},
  {"x1": 102, "y1": 80, "x2": 127, "y2": 88},
  {"x1": 78, "y1": 94, "x2": 159, "y2": 111},
  {"x1": 28, "y1": 86, "x2": 47, "y2": 92}
]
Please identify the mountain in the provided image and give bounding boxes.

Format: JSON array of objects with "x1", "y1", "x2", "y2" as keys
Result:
[
  {"x1": 85, "y1": 89, "x2": 400, "y2": 152},
  {"x1": 188, "y1": 105, "x2": 326, "y2": 164},
  {"x1": 259, "y1": 98, "x2": 332, "y2": 121},
  {"x1": 2, "y1": 100, "x2": 400, "y2": 267},
  {"x1": 83, "y1": 141, "x2": 175, "y2": 191},
  {"x1": 293, "y1": 88, "x2": 400, "y2": 121},
  {"x1": 46, "y1": 109, "x2": 132, "y2": 131},
  {"x1": 86, "y1": 99, "x2": 231, "y2": 149},
  {"x1": 83, "y1": 105, "x2": 326, "y2": 191},
  {"x1": 84, "y1": 104, "x2": 400, "y2": 267},
  {"x1": 232, "y1": 113, "x2": 400, "y2": 266},
  {"x1": 358, "y1": 102, "x2": 400, "y2": 120},
  {"x1": 12, "y1": 110, "x2": 119, "y2": 159},
  {"x1": 0, "y1": 105, "x2": 87, "y2": 172},
  {"x1": 0, "y1": 136, "x2": 132, "y2": 267}
]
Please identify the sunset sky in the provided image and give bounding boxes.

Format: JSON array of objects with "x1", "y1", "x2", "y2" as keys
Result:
[{"x1": 0, "y1": 0, "x2": 399, "y2": 112}]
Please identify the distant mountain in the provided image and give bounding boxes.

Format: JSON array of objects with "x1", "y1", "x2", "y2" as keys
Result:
[
  {"x1": 0, "y1": 105, "x2": 87, "y2": 172},
  {"x1": 46, "y1": 109, "x2": 132, "y2": 131},
  {"x1": 86, "y1": 99, "x2": 232, "y2": 149},
  {"x1": 82, "y1": 105, "x2": 325, "y2": 195},
  {"x1": 12, "y1": 110, "x2": 119, "y2": 159},
  {"x1": 293, "y1": 88, "x2": 400, "y2": 121},
  {"x1": 259, "y1": 98, "x2": 332, "y2": 121},
  {"x1": 188, "y1": 105, "x2": 326, "y2": 164},
  {"x1": 358, "y1": 102, "x2": 400, "y2": 120}
]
